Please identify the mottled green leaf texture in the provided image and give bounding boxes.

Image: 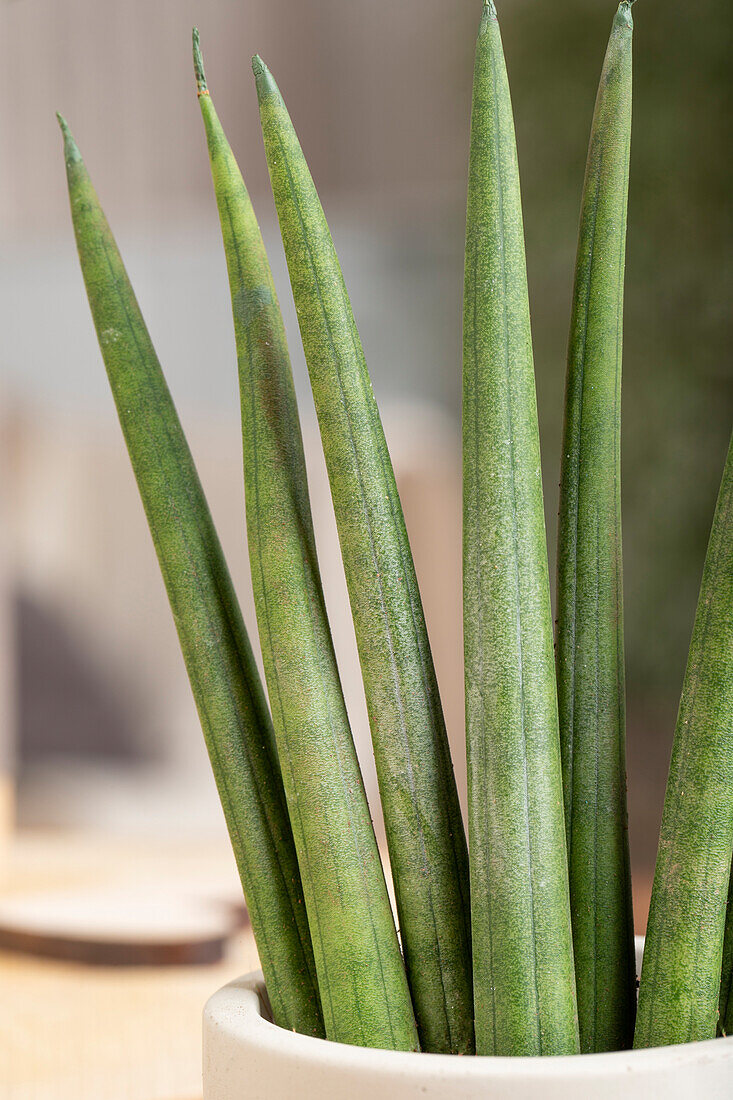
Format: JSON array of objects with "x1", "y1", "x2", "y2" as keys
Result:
[
  {"x1": 194, "y1": 34, "x2": 418, "y2": 1051},
  {"x1": 635, "y1": 429, "x2": 733, "y2": 1048},
  {"x1": 58, "y1": 116, "x2": 323, "y2": 1038},
  {"x1": 463, "y1": 0, "x2": 579, "y2": 1057},
  {"x1": 253, "y1": 56, "x2": 473, "y2": 1055},
  {"x1": 555, "y1": 1, "x2": 636, "y2": 1053},
  {"x1": 719, "y1": 872, "x2": 733, "y2": 1036}
]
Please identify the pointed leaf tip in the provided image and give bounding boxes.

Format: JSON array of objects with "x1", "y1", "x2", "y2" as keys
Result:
[
  {"x1": 252, "y1": 55, "x2": 277, "y2": 101},
  {"x1": 616, "y1": 0, "x2": 635, "y2": 28},
  {"x1": 479, "y1": 0, "x2": 498, "y2": 31},
  {"x1": 192, "y1": 28, "x2": 208, "y2": 95},
  {"x1": 56, "y1": 113, "x2": 82, "y2": 166}
]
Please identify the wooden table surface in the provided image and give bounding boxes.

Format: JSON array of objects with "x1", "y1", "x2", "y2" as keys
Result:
[
  {"x1": 1, "y1": 831, "x2": 653, "y2": 1100},
  {"x1": 1, "y1": 831, "x2": 259, "y2": 1100}
]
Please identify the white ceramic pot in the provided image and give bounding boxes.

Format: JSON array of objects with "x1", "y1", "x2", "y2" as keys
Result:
[{"x1": 203, "y1": 939, "x2": 733, "y2": 1099}]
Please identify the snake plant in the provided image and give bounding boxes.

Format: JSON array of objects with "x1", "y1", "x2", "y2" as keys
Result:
[
  {"x1": 194, "y1": 34, "x2": 418, "y2": 1051},
  {"x1": 635, "y1": 429, "x2": 733, "y2": 1048},
  {"x1": 252, "y1": 54, "x2": 473, "y2": 1057},
  {"x1": 556, "y1": 0, "x2": 636, "y2": 1053},
  {"x1": 463, "y1": 0, "x2": 577, "y2": 1056},
  {"x1": 57, "y1": 115, "x2": 323, "y2": 1039},
  {"x1": 58, "y1": 0, "x2": 733, "y2": 1060}
]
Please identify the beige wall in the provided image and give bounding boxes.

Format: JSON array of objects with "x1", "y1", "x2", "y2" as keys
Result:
[
  {"x1": 0, "y1": 0, "x2": 477, "y2": 237},
  {"x1": 0, "y1": 396, "x2": 15, "y2": 860}
]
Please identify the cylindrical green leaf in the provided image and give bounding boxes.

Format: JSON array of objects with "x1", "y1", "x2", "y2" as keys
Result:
[
  {"x1": 194, "y1": 35, "x2": 418, "y2": 1051},
  {"x1": 719, "y1": 870, "x2": 733, "y2": 1036},
  {"x1": 58, "y1": 116, "x2": 323, "y2": 1038},
  {"x1": 253, "y1": 58, "x2": 473, "y2": 1055},
  {"x1": 555, "y1": 1, "x2": 636, "y2": 1053},
  {"x1": 635, "y1": 430, "x2": 733, "y2": 1048},
  {"x1": 463, "y1": 0, "x2": 579, "y2": 1057}
]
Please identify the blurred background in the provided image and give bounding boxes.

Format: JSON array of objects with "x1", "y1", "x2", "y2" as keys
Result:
[{"x1": 0, "y1": 0, "x2": 731, "y2": 1095}]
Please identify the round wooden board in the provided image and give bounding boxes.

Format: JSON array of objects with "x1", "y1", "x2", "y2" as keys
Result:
[{"x1": 0, "y1": 887, "x2": 247, "y2": 965}]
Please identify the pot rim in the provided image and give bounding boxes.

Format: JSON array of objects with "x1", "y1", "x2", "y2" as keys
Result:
[{"x1": 205, "y1": 938, "x2": 733, "y2": 1081}]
